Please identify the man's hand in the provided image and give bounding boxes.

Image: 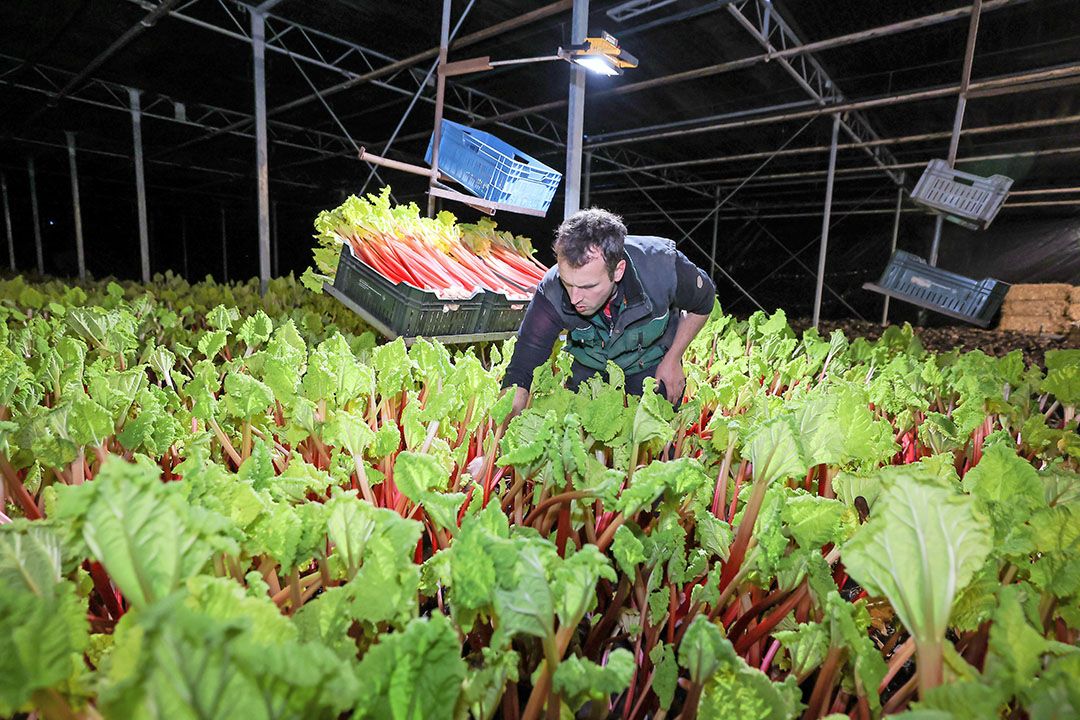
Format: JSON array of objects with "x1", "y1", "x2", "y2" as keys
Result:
[
  {"x1": 654, "y1": 357, "x2": 686, "y2": 403},
  {"x1": 510, "y1": 386, "x2": 529, "y2": 418}
]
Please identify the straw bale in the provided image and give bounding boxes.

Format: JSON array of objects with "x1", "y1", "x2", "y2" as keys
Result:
[
  {"x1": 997, "y1": 315, "x2": 1068, "y2": 334},
  {"x1": 1068, "y1": 304, "x2": 1080, "y2": 322},
  {"x1": 1005, "y1": 284, "x2": 1071, "y2": 302},
  {"x1": 999, "y1": 298, "x2": 1068, "y2": 318},
  {"x1": 1070, "y1": 286, "x2": 1080, "y2": 304}
]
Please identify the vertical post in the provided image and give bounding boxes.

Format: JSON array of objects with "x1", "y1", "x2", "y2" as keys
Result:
[
  {"x1": 271, "y1": 200, "x2": 279, "y2": 278},
  {"x1": 427, "y1": 0, "x2": 452, "y2": 218},
  {"x1": 812, "y1": 113, "x2": 841, "y2": 330},
  {"x1": 929, "y1": 0, "x2": 982, "y2": 268},
  {"x1": 710, "y1": 186, "x2": 720, "y2": 283},
  {"x1": 130, "y1": 88, "x2": 151, "y2": 283},
  {"x1": 252, "y1": 11, "x2": 271, "y2": 296},
  {"x1": 881, "y1": 186, "x2": 903, "y2": 326},
  {"x1": 181, "y1": 214, "x2": 189, "y2": 280},
  {"x1": 1, "y1": 173, "x2": 13, "y2": 272},
  {"x1": 564, "y1": 0, "x2": 589, "y2": 219},
  {"x1": 27, "y1": 157, "x2": 43, "y2": 276},
  {"x1": 582, "y1": 151, "x2": 593, "y2": 210},
  {"x1": 220, "y1": 204, "x2": 229, "y2": 283},
  {"x1": 66, "y1": 132, "x2": 87, "y2": 281}
]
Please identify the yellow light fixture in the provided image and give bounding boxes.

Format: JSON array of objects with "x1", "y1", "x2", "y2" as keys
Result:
[{"x1": 563, "y1": 31, "x2": 639, "y2": 76}]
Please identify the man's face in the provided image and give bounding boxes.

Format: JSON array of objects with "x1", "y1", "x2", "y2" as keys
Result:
[{"x1": 558, "y1": 249, "x2": 626, "y2": 317}]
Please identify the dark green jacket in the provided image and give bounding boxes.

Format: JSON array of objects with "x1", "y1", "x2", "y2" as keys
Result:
[{"x1": 537, "y1": 235, "x2": 679, "y2": 374}]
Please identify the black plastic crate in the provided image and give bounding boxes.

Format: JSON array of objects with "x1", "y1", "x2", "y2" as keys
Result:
[
  {"x1": 481, "y1": 291, "x2": 529, "y2": 333},
  {"x1": 332, "y1": 246, "x2": 485, "y2": 338},
  {"x1": 862, "y1": 250, "x2": 1008, "y2": 327}
]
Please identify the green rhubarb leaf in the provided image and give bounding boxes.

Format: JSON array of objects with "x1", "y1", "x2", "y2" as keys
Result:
[
  {"x1": 962, "y1": 442, "x2": 1046, "y2": 540},
  {"x1": 352, "y1": 613, "x2": 465, "y2": 720},
  {"x1": 841, "y1": 470, "x2": 992, "y2": 653},
  {"x1": 552, "y1": 648, "x2": 634, "y2": 712},
  {"x1": 52, "y1": 457, "x2": 221, "y2": 607}
]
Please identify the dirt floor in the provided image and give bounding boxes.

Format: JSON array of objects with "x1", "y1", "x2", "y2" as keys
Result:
[{"x1": 788, "y1": 318, "x2": 1079, "y2": 369}]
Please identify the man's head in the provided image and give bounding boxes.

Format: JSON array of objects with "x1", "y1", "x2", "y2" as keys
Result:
[{"x1": 554, "y1": 208, "x2": 627, "y2": 316}]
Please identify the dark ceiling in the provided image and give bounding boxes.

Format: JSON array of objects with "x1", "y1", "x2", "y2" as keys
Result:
[{"x1": 1, "y1": 0, "x2": 1078, "y2": 317}]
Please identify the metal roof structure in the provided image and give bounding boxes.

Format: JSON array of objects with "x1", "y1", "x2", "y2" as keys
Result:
[{"x1": 1, "y1": 0, "x2": 1077, "y2": 319}]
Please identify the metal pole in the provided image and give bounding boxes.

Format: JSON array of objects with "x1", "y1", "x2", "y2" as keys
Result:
[
  {"x1": 427, "y1": 0, "x2": 452, "y2": 218},
  {"x1": 582, "y1": 151, "x2": 593, "y2": 210},
  {"x1": 27, "y1": 157, "x2": 43, "y2": 275},
  {"x1": 929, "y1": 0, "x2": 983, "y2": 268},
  {"x1": 881, "y1": 186, "x2": 903, "y2": 325},
  {"x1": 66, "y1": 132, "x2": 87, "y2": 281},
  {"x1": 812, "y1": 113, "x2": 841, "y2": 329},
  {"x1": 564, "y1": 0, "x2": 589, "y2": 218},
  {"x1": 252, "y1": 11, "x2": 271, "y2": 295},
  {"x1": 1, "y1": 173, "x2": 13, "y2": 272},
  {"x1": 710, "y1": 186, "x2": 720, "y2": 283},
  {"x1": 221, "y1": 204, "x2": 229, "y2": 283},
  {"x1": 130, "y1": 88, "x2": 151, "y2": 283}
]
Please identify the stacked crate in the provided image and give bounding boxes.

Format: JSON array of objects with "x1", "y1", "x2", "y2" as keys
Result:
[{"x1": 997, "y1": 284, "x2": 1077, "y2": 334}]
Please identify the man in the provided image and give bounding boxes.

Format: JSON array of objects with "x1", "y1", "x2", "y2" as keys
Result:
[{"x1": 503, "y1": 208, "x2": 716, "y2": 415}]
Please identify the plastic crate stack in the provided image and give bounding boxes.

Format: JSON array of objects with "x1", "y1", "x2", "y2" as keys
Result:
[{"x1": 998, "y1": 284, "x2": 1080, "y2": 335}]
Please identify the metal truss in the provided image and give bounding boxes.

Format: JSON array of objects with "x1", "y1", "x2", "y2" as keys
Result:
[
  {"x1": 0, "y1": 53, "x2": 358, "y2": 160},
  {"x1": 126, "y1": 0, "x2": 566, "y2": 149},
  {"x1": 724, "y1": 0, "x2": 905, "y2": 185}
]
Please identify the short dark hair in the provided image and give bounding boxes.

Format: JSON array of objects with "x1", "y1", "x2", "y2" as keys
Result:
[{"x1": 554, "y1": 208, "x2": 626, "y2": 277}]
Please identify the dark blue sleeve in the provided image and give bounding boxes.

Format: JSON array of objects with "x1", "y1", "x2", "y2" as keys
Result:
[
  {"x1": 498, "y1": 293, "x2": 561, "y2": 390},
  {"x1": 501, "y1": 292, "x2": 564, "y2": 391},
  {"x1": 673, "y1": 250, "x2": 716, "y2": 315}
]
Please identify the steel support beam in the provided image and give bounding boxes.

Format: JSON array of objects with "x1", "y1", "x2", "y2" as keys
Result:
[
  {"x1": 252, "y1": 11, "x2": 271, "y2": 296},
  {"x1": 25, "y1": 0, "x2": 183, "y2": 127},
  {"x1": 930, "y1": 0, "x2": 983, "y2": 268},
  {"x1": 882, "y1": 186, "x2": 904, "y2": 325},
  {"x1": 471, "y1": 0, "x2": 1029, "y2": 131},
  {"x1": 65, "y1": 132, "x2": 86, "y2": 281},
  {"x1": 428, "y1": 0, "x2": 453, "y2": 218},
  {"x1": 583, "y1": 151, "x2": 593, "y2": 209},
  {"x1": 586, "y1": 62, "x2": 1080, "y2": 149},
  {"x1": 812, "y1": 114, "x2": 841, "y2": 329},
  {"x1": 725, "y1": 0, "x2": 903, "y2": 185},
  {"x1": 564, "y1": 0, "x2": 589, "y2": 218},
  {"x1": 28, "y1": 157, "x2": 43, "y2": 275},
  {"x1": 130, "y1": 88, "x2": 151, "y2": 283},
  {"x1": 590, "y1": 112, "x2": 1080, "y2": 177},
  {"x1": 1, "y1": 173, "x2": 13, "y2": 272}
]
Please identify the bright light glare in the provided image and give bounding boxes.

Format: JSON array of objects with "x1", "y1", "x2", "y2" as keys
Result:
[{"x1": 573, "y1": 55, "x2": 619, "y2": 76}]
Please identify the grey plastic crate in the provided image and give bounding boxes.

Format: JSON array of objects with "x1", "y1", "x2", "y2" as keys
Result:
[
  {"x1": 910, "y1": 159, "x2": 1013, "y2": 230},
  {"x1": 862, "y1": 250, "x2": 1009, "y2": 327}
]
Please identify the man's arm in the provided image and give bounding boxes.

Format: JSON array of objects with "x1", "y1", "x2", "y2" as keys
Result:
[
  {"x1": 655, "y1": 311, "x2": 708, "y2": 402},
  {"x1": 654, "y1": 251, "x2": 717, "y2": 403},
  {"x1": 501, "y1": 292, "x2": 563, "y2": 417}
]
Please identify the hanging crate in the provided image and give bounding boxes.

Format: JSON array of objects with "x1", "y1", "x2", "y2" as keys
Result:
[
  {"x1": 910, "y1": 159, "x2": 1013, "y2": 230},
  {"x1": 862, "y1": 250, "x2": 1008, "y2": 327},
  {"x1": 426, "y1": 119, "x2": 562, "y2": 214}
]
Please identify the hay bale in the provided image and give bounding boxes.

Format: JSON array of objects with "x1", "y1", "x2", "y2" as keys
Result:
[
  {"x1": 1070, "y1": 286, "x2": 1080, "y2": 304},
  {"x1": 1005, "y1": 283, "x2": 1072, "y2": 302},
  {"x1": 1068, "y1": 304, "x2": 1080, "y2": 322},
  {"x1": 1000, "y1": 298, "x2": 1069, "y2": 319},
  {"x1": 998, "y1": 315, "x2": 1067, "y2": 334}
]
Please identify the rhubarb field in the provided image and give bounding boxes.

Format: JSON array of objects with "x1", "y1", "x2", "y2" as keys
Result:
[{"x1": 1, "y1": 275, "x2": 1078, "y2": 720}]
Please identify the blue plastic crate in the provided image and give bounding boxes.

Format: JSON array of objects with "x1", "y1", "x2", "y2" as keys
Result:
[
  {"x1": 862, "y1": 250, "x2": 1008, "y2": 327},
  {"x1": 426, "y1": 119, "x2": 562, "y2": 213}
]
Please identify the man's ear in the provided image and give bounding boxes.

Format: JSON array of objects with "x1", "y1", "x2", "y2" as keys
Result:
[{"x1": 612, "y1": 259, "x2": 627, "y2": 282}]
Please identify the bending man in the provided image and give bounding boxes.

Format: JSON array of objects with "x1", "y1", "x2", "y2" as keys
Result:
[{"x1": 503, "y1": 208, "x2": 716, "y2": 414}]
